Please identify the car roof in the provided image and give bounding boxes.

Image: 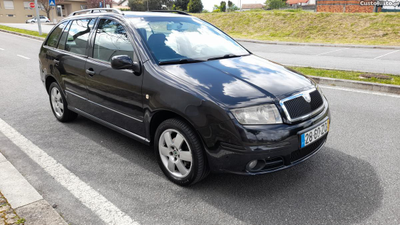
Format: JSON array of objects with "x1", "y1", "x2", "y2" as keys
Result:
[
  {"x1": 123, "y1": 11, "x2": 190, "y2": 18},
  {"x1": 66, "y1": 11, "x2": 190, "y2": 20}
]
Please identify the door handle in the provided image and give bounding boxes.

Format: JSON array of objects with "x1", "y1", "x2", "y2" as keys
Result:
[
  {"x1": 53, "y1": 59, "x2": 59, "y2": 67},
  {"x1": 86, "y1": 68, "x2": 95, "y2": 76}
]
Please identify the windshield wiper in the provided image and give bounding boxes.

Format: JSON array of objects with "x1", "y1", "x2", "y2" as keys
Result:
[
  {"x1": 159, "y1": 58, "x2": 206, "y2": 65},
  {"x1": 207, "y1": 54, "x2": 245, "y2": 61}
]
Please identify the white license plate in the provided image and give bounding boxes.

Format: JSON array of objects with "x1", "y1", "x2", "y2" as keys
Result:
[{"x1": 300, "y1": 119, "x2": 329, "y2": 148}]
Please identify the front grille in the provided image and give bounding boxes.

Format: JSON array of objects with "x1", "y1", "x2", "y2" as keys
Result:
[
  {"x1": 283, "y1": 90, "x2": 323, "y2": 120},
  {"x1": 290, "y1": 134, "x2": 327, "y2": 163}
]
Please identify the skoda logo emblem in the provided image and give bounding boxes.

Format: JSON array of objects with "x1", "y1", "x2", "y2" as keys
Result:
[{"x1": 303, "y1": 93, "x2": 311, "y2": 103}]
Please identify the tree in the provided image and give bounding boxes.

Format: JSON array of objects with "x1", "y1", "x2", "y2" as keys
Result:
[
  {"x1": 212, "y1": 4, "x2": 221, "y2": 12},
  {"x1": 187, "y1": 0, "x2": 203, "y2": 12},
  {"x1": 37, "y1": 0, "x2": 63, "y2": 19},
  {"x1": 227, "y1": 1, "x2": 239, "y2": 11},
  {"x1": 265, "y1": 0, "x2": 286, "y2": 9},
  {"x1": 219, "y1": 1, "x2": 226, "y2": 12},
  {"x1": 128, "y1": 0, "x2": 173, "y2": 11},
  {"x1": 128, "y1": 0, "x2": 146, "y2": 11},
  {"x1": 172, "y1": 0, "x2": 190, "y2": 11},
  {"x1": 86, "y1": 0, "x2": 113, "y2": 8}
]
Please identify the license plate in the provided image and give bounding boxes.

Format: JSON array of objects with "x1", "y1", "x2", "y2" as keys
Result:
[{"x1": 300, "y1": 119, "x2": 329, "y2": 148}]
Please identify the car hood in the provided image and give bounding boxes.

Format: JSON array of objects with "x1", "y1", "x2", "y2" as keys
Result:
[{"x1": 161, "y1": 55, "x2": 314, "y2": 109}]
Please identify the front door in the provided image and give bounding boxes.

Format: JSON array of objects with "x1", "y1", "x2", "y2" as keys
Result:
[{"x1": 85, "y1": 18, "x2": 145, "y2": 136}]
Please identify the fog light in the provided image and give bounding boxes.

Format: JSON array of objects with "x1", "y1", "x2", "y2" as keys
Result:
[{"x1": 247, "y1": 160, "x2": 258, "y2": 170}]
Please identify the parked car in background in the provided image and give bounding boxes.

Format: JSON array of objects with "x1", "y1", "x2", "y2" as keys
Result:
[
  {"x1": 39, "y1": 9, "x2": 330, "y2": 186},
  {"x1": 26, "y1": 16, "x2": 50, "y2": 23}
]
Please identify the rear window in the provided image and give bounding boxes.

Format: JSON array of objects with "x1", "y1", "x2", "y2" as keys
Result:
[{"x1": 46, "y1": 21, "x2": 68, "y2": 48}]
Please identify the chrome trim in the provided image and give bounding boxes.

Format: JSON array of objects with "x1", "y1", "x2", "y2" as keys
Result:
[
  {"x1": 279, "y1": 88, "x2": 325, "y2": 123},
  {"x1": 65, "y1": 90, "x2": 143, "y2": 123}
]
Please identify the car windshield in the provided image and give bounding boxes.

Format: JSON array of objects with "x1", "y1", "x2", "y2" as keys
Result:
[{"x1": 128, "y1": 16, "x2": 249, "y2": 64}]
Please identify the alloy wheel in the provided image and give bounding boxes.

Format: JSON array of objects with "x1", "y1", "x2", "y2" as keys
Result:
[
  {"x1": 50, "y1": 87, "x2": 64, "y2": 118},
  {"x1": 158, "y1": 129, "x2": 193, "y2": 178}
]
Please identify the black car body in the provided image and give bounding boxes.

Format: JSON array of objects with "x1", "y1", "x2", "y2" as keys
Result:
[{"x1": 39, "y1": 9, "x2": 330, "y2": 185}]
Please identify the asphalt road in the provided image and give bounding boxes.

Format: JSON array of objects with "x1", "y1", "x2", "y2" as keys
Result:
[
  {"x1": 1, "y1": 23, "x2": 400, "y2": 75},
  {"x1": 1, "y1": 31, "x2": 400, "y2": 225}
]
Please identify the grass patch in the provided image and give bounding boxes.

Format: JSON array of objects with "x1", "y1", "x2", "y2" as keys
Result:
[
  {"x1": 289, "y1": 67, "x2": 400, "y2": 86},
  {"x1": 0, "y1": 25, "x2": 47, "y2": 38},
  {"x1": 195, "y1": 11, "x2": 400, "y2": 46}
]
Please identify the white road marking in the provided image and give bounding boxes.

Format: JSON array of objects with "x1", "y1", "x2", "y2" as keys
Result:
[
  {"x1": 316, "y1": 48, "x2": 348, "y2": 56},
  {"x1": 0, "y1": 48, "x2": 4, "y2": 50},
  {"x1": 17, "y1": 55, "x2": 30, "y2": 60},
  {"x1": 0, "y1": 118, "x2": 139, "y2": 225},
  {"x1": 319, "y1": 85, "x2": 400, "y2": 98},
  {"x1": 373, "y1": 50, "x2": 400, "y2": 59}
]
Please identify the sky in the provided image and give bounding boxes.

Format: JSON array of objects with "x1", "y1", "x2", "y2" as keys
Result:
[{"x1": 202, "y1": 0, "x2": 265, "y2": 11}]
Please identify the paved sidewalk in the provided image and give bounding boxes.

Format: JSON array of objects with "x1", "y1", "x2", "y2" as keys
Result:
[
  {"x1": 0, "y1": 191, "x2": 24, "y2": 225},
  {"x1": 0, "y1": 152, "x2": 67, "y2": 225}
]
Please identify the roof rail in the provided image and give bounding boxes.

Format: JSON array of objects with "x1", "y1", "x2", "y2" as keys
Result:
[
  {"x1": 151, "y1": 10, "x2": 190, "y2": 15},
  {"x1": 69, "y1": 8, "x2": 123, "y2": 17}
]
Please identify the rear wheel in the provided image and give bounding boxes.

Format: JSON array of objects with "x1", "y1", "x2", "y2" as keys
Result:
[
  {"x1": 155, "y1": 118, "x2": 209, "y2": 186},
  {"x1": 49, "y1": 82, "x2": 77, "y2": 122}
]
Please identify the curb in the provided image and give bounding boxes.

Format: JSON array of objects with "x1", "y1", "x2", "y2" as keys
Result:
[
  {"x1": 236, "y1": 38, "x2": 400, "y2": 50},
  {"x1": 0, "y1": 152, "x2": 68, "y2": 225},
  {"x1": 309, "y1": 75, "x2": 400, "y2": 95},
  {"x1": 0, "y1": 29, "x2": 45, "y2": 41}
]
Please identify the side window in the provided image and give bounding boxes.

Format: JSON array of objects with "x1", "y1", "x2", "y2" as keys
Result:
[
  {"x1": 57, "y1": 21, "x2": 71, "y2": 50},
  {"x1": 93, "y1": 19, "x2": 134, "y2": 62},
  {"x1": 46, "y1": 21, "x2": 68, "y2": 48},
  {"x1": 65, "y1": 19, "x2": 95, "y2": 55}
]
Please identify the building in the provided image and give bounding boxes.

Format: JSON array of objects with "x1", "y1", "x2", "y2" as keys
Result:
[
  {"x1": 287, "y1": 0, "x2": 316, "y2": 6},
  {"x1": 316, "y1": 0, "x2": 400, "y2": 12},
  {"x1": 0, "y1": 0, "x2": 87, "y2": 23},
  {"x1": 241, "y1": 3, "x2": 264, "y2": 10}
]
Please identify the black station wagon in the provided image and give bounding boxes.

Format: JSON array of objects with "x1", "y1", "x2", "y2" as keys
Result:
[{"x1": 39, "y1": 9, "x2": 330, "y2": 186}]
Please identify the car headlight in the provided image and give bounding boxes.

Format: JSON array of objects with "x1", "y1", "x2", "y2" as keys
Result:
[{"x1": 231, "y1": 104, "x2": 282, "y2": 125}]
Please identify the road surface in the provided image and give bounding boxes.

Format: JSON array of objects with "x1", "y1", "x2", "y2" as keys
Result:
[
  {"x1": 0, "y1": 31, "x2": 400, "y2": 225},
  {"x1": 1, "y1": 23, "x2": 399, "y2": 75}
]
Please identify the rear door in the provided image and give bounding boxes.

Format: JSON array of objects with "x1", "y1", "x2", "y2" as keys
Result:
[
  {"x1": 55, "y1": 18, "x2": 96, "y2": 112},
  {"x1": 85, "y1": 17, "x2": 145, "y2": 136}
]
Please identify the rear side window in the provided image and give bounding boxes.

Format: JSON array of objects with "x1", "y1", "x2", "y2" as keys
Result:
[
  {"x1": 57, "y1": 21, "x2": 71, "y2": 50},
  {"x1": 93, "y1": 19, "x2": 134, "y2": 62},
  {"x1": 46, "y1": 21, "x2": 68, "y2": 48},
  {"x1": 65, "y1": 19, "x2": 95, "y2": 55}
]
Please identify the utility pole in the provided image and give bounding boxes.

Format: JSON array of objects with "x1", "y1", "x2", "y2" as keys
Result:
[
  {"x1": 53, "y1": 4, "x2": 56, "y2": 23},
  {"x1": 147, "y1": 0, "x2": 149, "y2": 11},
  {"x1": 34, "y1": 0, "x2": 42, "y2": 35}
]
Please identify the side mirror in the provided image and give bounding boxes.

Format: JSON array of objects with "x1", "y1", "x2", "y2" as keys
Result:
[{"x1": 111, "y1": 55, "x2": 141, "y2": 75}]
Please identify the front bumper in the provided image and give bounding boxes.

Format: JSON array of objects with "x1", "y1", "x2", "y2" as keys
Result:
[{"x1": 205, "y1": 102, "x2": 330, "y2": 175}]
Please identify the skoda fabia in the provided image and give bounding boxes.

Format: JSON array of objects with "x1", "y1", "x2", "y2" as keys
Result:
[{"x1": 39, "y1": 9, "x2": 330, "y2": 186}]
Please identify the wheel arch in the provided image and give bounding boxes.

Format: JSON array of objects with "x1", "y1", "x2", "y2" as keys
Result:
[
  {"x1": 45, "y1": 75, "x2": 58, "y2": 94},
  {"x1": 147, "y1": 109, "x2": 205, "y2": 148}
]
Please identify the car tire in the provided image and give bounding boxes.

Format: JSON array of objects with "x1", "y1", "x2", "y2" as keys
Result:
[
  {"x1": 155, "y1": 118, "x2": 209, "y2": 186},
  {"x1": 48, "y1": 82, "x2": 77, "y2": 122}
]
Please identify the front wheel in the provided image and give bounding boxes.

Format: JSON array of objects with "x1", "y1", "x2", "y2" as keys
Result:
[
  {"x1": 49, "y1": 82, "x2": 77, "y2": 122},
  {"x1": 155, "y1": 118, "x2": 209, "y2": 186}
]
